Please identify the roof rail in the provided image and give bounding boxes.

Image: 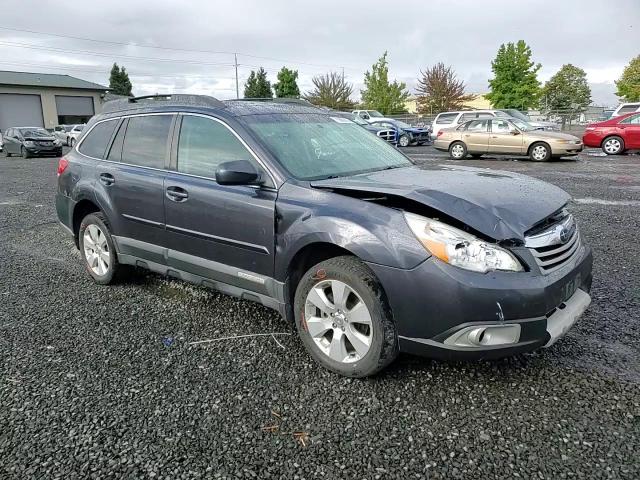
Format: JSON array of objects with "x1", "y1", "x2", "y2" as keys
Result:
[
  {"x1": 227, "y1": 97, "x2": 315, "y2": 107},
  {"x1": 102, "y1": 94, "x2": 226, "y2": 114}
]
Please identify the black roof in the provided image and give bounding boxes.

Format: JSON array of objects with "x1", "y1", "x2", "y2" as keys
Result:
[{"x1": 101, "y1": 94, "x2": 323, "y2": 117}]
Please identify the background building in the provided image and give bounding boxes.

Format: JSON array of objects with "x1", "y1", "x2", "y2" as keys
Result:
[{"x1": 0, "y1": 71, "x2": 108, "y2": 131}]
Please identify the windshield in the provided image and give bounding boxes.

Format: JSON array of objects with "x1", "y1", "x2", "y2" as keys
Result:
[
  {"x1": 506, "y1": 110, "x2": 531, "y2": 122},
  {"x1": 510, "y1": 119, "x2": 532, "y2": 131},
  {"x1": 19, "y1": 128, "x2": 50, "y2": 137},
  {"x1": 393, "y1": 120, "x2": 412, "y2": 129},
  {"x1": 245, "y1": 114, "x2": 412, "y2": 180}
]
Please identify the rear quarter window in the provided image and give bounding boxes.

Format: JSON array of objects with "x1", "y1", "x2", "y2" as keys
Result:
[
  {"x1": 78, "y1": 120, "x2": 118, "y2": 159},
  {"x1": 121, "y1": 115, "x2": 173, "y2": 169},
  {"x1": 436, "y1": 113, "x2": 458, "y2": 124}
]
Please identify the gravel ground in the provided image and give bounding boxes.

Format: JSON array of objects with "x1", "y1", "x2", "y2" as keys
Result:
[{"x1": 1, "y1": 147, "x2": 639, "y2": 479}]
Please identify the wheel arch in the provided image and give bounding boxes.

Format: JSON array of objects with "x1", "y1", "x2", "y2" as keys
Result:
[
  {"x1": 600, "y1": 134, "x2": 624, "y2": 149},
  {"x1": 72, "y1": 199, "x2": 101, "y2": 247},
  {"x1": 527, "y1": 140, "x2": 551, "y2": 156}
]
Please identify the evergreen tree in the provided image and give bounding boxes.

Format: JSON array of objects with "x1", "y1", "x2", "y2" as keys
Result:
[
  {"x1": 486, "y1": 41, "x2": 541, "y2": 109},
  {"x1": 108, "y1": 63, "x2": 133, "y2": 96},
  {"x1": 244, "y1": 67, "x2": 273, "y2": 98},
  {"x1": 360, "y1": 52, "x2": 409, "y2": 114},
  {"x1": 273, "y1": 67, "x2": 300, "y2": 98}
]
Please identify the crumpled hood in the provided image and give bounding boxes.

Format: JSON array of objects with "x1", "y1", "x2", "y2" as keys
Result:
[
  {"x1": 24, "y1": 135, "x2": 56, "y2": 141},
  {"x1": 311, "y1": 165, "x2": 570, "y2": 241}
]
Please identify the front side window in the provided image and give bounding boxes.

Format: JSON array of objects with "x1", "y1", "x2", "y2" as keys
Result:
[
  {"x1": 177, "y1": 116, "x2": 254, "y2": 178},
  {"x1": 465, "y1": 120, "x2": 488, "y2": 132},
  {"x1": 245, "y1": 113, "x2": 412, "y2": 180},
  {"x1": 492, "y1": 119, "x2": 512, "y2": 133},
  {"x1": 121, "y1": 115, "x2": 173, "y2": 169},
  {"x1": 78, "y1": 120, "x2": 118, "y2": 158}
]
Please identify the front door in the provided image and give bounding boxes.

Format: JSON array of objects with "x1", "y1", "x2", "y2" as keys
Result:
[
  {"x1": 489, "y1": 119, "x2": 524, "y2": 154},
  {"x1": 163, "y1": 114, "x2": 277, "y2": 292},
  {"x1": 461, "y1": 119, "x2": 489, "y2": 152},
  {"x1": 620, "y1": 113, "x2": 640, "y2": 148}
]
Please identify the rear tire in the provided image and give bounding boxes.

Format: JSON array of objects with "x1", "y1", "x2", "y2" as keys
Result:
[
  {"x1": 294, "y1": 256, "x2": 398, "y2": 378},
  {"x1": 449, "y1": 141, "x2": 468, "y2": 160},
  {"x1": 601, "y1": 136, "x2": 624, "y2": 155},
  {"x1": 78, "y1": 212, "x2": 125, "y2": 285},
  {"x1": 529, "y1": 142, "x2": 551, "y2": 162}
]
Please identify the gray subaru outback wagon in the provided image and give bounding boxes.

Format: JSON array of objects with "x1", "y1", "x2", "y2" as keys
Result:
[{"x1": 56, "y1": 95, "x2": 593, "y2": 377}]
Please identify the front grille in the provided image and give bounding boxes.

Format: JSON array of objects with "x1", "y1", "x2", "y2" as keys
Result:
[
  {"x1": 36, "y1": 141, "x2": 53, "y2": 146},
  {"x1": 377, "y1": 130, "x2": 396, "y2": 143},
  {"x1": 525, "y1": 214, "x2": 582, "y2": 274}
]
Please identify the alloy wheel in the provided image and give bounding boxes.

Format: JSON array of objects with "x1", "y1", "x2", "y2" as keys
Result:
[
  {"x1": 83, "y1": 224, "x2": 110, "y2": 276},
  {"x1": 603, "y1": 138, "x2": 621, "y2": 154},
  {"x1": 399, "y1": 136, "x2": 410, "y2": 147},
  {"x1": 304, "y1": 279, "x2": 373, "y2": 363},
  {"x1": 532, "y1": 145, "x2": 548, "y2": 161}
]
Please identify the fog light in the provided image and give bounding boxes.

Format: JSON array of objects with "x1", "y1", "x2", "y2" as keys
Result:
[{"x1": 444, "y1": 324, "x2": 521, "y2": 348}]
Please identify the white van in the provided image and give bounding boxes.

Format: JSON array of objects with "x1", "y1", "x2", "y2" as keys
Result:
[
  {"x1": 431, "y1": 110, "x2": 512, "y2": 138},
  {"x1": 611, "y1": 103, "x2": 640, "y2": 117}
]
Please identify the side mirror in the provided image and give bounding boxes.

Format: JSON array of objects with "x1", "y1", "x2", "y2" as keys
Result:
[
  {"x1": 510, "y1": 129, "x2": 521, "y2": 135},
  {"x1": 215, "y1": 160, "x2": 262, "y2": 186}
]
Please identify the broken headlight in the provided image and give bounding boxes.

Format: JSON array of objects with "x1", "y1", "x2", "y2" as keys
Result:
[{"x1": 404, "y1": 212, "x2": 523, "y2": 273}]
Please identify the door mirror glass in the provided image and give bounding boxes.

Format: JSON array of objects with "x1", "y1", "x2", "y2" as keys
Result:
[
  {"x1": 215, "y1": 160, "x2": 261, "y2": 185},
  {"x1": 510, "y1": 128, "x2": 520, "y2": 135}
]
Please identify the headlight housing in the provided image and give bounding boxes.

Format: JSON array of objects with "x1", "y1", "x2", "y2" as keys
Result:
[
  {"x1": 404, "y1": 212, "x2": 523, "y2": 273},
  {"x1": 23, "y1": 140, "x2": 35, "y2": 147}
]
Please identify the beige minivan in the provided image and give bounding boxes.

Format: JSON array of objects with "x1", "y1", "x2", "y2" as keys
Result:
[{"x1": 434, "y1": 118, "x2": 583, "y2": 161}]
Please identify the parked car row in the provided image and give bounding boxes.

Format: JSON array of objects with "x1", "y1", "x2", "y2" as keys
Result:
[
  {"x1": 2, "y1": 127, "x2": 63, "y2": 158},
  {"x1": 56, "y1": 94, "x2": 593, "y2": 377},
  {"x1": 52, "y1": 124, "x2": 85, "y2": 146}
]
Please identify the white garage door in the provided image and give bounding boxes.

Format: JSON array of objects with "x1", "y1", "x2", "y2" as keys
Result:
[{"x1": 0, "y1": 94, "x2": 44, "y2": 132}]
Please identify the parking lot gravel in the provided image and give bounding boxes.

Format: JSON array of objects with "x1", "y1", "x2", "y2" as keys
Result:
[{"x1": 1, "y1": 147, "x2": 639, "y2": 479}]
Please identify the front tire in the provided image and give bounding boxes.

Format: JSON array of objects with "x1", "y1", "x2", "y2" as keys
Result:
[
  {"x1": 449, "y1": 141, "x2": 468, "y2": 160},
  {"x1": 602, "y1": 136, "x2": 624, "y2": 155},
  {"x1": 398, "y1": 135, "x2": 410, "y2": 147},
  {"x1": 78, "y1": 212, "x2": 123, "y2": 285},
  {"x1": 529, "y1": 142, "x2": 551, "y2": 162},
  {"x1": 21, "y1": 146, "x2": 30, "y2": 159},
  {"x1": 294, "y1": 256, "x2": 398, "y2": 378}
]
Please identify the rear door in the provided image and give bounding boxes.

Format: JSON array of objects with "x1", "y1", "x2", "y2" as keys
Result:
[
  {"x1": 489, "y1": 119, "x2": 524, "y2": 154},
  {"x1": 461, "y1": 119, "x2": 489, "y2": 152},
  {"x1": 91, "y1": 114, "x2": 175, "y2": 262},
  {"x1": 163, "y1": 113, "x2": 277, "y2": 291}
]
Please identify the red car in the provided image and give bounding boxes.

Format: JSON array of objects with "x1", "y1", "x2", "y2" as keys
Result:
[{"x1": 583, "y1": 111, "x2": 640, "y2": 155}]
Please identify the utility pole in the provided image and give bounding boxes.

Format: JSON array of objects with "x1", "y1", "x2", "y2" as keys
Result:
[
  {"x1": 234, "y1": 53, "x2": 239, "y2": 99},
  {"x1": 341, "y1": 66, "x2": 345, "y2": 83}
]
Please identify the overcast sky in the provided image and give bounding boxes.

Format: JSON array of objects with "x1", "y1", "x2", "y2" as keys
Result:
[{"x1": 0, "y1": 0, "x2": 638, "y2": 107}]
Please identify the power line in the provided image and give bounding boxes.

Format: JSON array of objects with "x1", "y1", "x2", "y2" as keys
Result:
[{"x1": 0, "y1": 25, "x2": 350, "y2": 70}]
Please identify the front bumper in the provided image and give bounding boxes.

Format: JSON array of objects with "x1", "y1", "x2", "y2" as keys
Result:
[
  {"x1": 367, "y1": 244, "x2": 593, "y2": 361},
  {"x1": 25, "y1": 145, "x2": 62, "y2": 155},
  {"x1": 553, "y1": 143, "x2": 583, "y2": 156}
]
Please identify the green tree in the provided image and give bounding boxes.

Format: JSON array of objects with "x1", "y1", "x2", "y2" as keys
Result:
[
  {"x1": 244, "y1": 67, "x2": 272, "y2": 98},
  {"x1": 486, "y1": 40, "x2": 541, "y2": 109},
  {"x1": 416, "y1": 62, "x2": 475, "y2": 114},
  {"x1": 360, "y1": 52, "x2": 409, "y2": 114},
  {"x1": 108, "y1": 63, "x2": 133, "y2": 96},
  {"x1": 304, "y1": 72, "x2": 355, "y2": 109},
  {"x1": 616, "y1": 55, "x2": 640, "y2": 102},
  {"x1": 542, "y1": 64, "x2": 591, "y2": 112},
  {"x1": 273, "y1": 67, "x2": 300, "y2": 98}
]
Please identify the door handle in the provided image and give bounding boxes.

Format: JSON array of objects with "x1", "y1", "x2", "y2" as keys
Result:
[
  {"x1": 99, "y1": 173, "x2": 115, "y2": 186},
  {"x1": 166, "y1": 186, "x2": 189, "y2": 202}
]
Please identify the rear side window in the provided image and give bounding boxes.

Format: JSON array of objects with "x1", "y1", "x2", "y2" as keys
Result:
[
  {"x1": 107, "y1": 120, "x2": 127, "y2": 161},
  {"x1": 177, "y1": 115, "x2": 253, "y2": 178},
  {"x1": 78, "y1": 120, "x2": 117, "y2": 159},
  {"x1": 617, "y1": 105, "x2": 640, "y2": 115},
  {"x1": 436, "y1": 113, "x2": 458, "y2": 124},
  {"x1": 121, "y1": 115, "x2": 173, "y2": 169},
  {"x1": 492, "y1": 119, "x2": 511, "y2": 133},
  {"x1": 465, "y1": 120, "x2": 489, "y2": 132}
]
